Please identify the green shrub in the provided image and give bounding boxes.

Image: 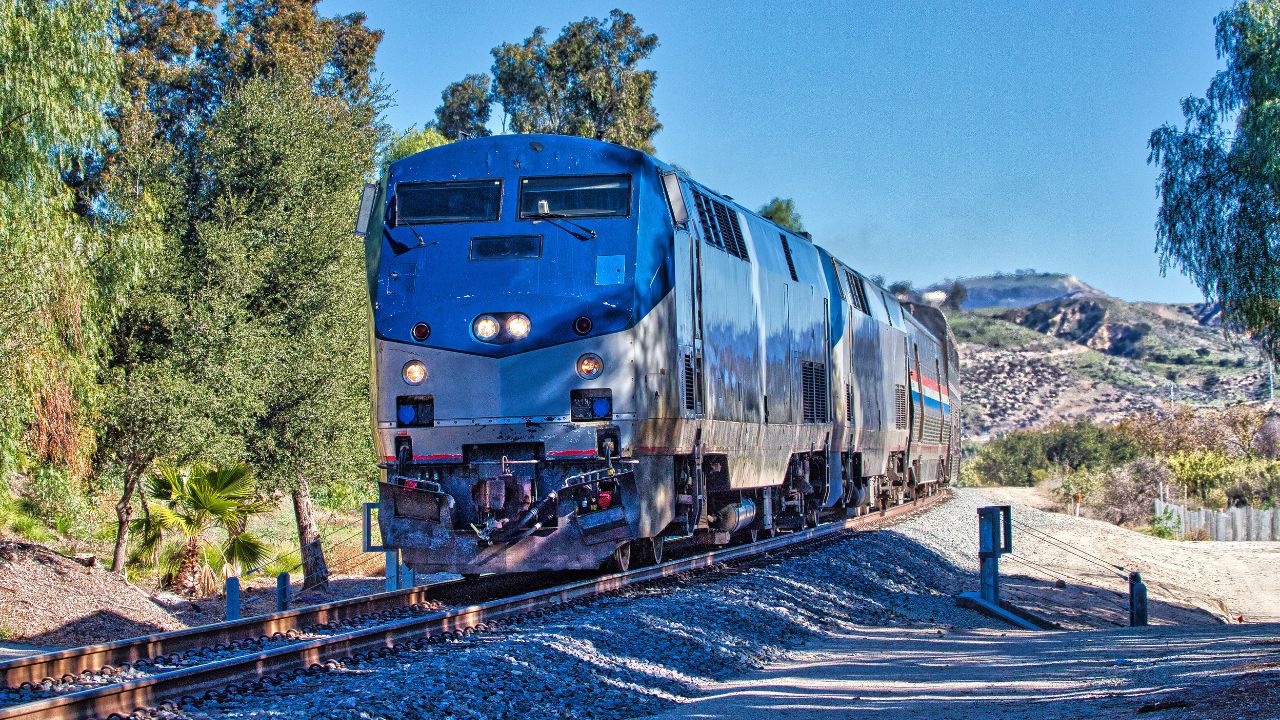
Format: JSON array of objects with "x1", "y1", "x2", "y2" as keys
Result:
[
  {"x1": 970, "y1": 420, "x2": 1139, "y2": 486},
  {"x1": 1145, "y1": 508, "x2": 1182, "y2": 539}
]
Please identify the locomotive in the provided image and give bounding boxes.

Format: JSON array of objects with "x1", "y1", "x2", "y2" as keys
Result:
[{"x1": 354, "y1": 134, "x2": 960, "y2": 575}]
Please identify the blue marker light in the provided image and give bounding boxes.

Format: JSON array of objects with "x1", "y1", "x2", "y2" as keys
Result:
[
  {"x1": 398, "y1": 404, "x2": 417, "y2": 424},
  {"x1": 592, "y1": 397, "x2": 611, "y2": 417}
]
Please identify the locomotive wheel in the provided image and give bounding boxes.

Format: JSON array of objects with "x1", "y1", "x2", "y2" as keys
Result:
[
  {"x1": 632, "y1": 536, "x2": 664, "y2": 566},
  {"x1": 603, "y1": 542, "x2": 631, "y2": 573}
]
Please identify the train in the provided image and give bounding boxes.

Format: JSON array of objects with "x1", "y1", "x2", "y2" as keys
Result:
[{"x1": 354, "y1": 133, "x2": 961, "y2": 575}]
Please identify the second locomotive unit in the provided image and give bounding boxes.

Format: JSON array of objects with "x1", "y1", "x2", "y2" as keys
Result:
[{"x1": 355, "y1": 134, "x2": 960, "y2": 575}]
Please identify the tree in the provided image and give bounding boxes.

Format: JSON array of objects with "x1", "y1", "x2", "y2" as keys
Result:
[
  {"x1": 1148, "y1": 0, "x2": 1280, "y2": 362},
  {"x1": 436, "y1": 74, "x2": 492, "y2": 141},
  {"x1": 194, "y1": 75, "x2": 382, "y2": 590},
  {"x1": 93, "y1": 0, "x2": 385, "y2": 581},
  {"x1": 889, "y1": 281, "x2": 918, "y2": 302},
  {"x1": 486, "y1": 9, "x2": 660, "y2": 152},
  {"x1": 945, "y1": 280, "x2": 968, "y2": 310},
  {"x1": 758, "y1": 197, "x2": 804, "y2": 232},
  {"x1": 384, "y1": 126, "x2": 449, "y2": 169},
  {"x1": 0, "y1": 0, "x2": 119, "y2": 486},
  {"x1": 133, "y1": 462, "x2": 270, "y2": 596}
]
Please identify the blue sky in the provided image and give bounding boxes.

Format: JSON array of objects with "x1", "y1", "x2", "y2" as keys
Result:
[{"x1": 321, "y1": 1, "x2": 1227, "y2": 303}]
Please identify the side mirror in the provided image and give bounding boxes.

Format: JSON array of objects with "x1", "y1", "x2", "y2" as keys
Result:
[
  {"x1": 662, "y1": 172, "x2": 688, "y2": 228},
  {"x1": 354, "y1": 183, "x2": 378, "y2": 236}
]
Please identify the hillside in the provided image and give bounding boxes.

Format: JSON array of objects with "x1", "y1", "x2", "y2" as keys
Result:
[
  {"x1": 950, "y1": 295, "x2": 1272, "y2": 441},
  {"x1": 927, "y1": 271, "x2": 1107, "y2": 310}
]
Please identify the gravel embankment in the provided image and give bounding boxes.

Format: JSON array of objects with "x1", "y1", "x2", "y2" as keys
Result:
[{"x1": 176, "y1": 498, "x2": 999, "y2": 720}]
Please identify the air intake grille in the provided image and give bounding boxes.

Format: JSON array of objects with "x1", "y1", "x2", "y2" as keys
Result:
[
  {"x1": 779, "y1": 233, "x2": 798, "y2": 281},
  {"x1": 683, "y1": 353, "x2": 702, "y2": 412},
  {"x1": 894, "y1": 384, "x2": 908, "y2": 430},
  {"x1": 845, "y1": 383, "x2": 853, "y2": 422},
  {"x1": 802, "y1": 361, "x2": 827, "y2": 423},
  {"x1": 693, "y1": 190, "x2": 749, "y2": 262},
  {"x1": 923, "y1": 415, "x2": 943, "y2": 442}
]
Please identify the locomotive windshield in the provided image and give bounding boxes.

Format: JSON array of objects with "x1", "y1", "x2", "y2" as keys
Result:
[
  {"x1": 396, "y1": 179, "x2": 502, "y2": 224},
  {"x1": 519, "y1": 174, "x2": 631, "y2": 218}
]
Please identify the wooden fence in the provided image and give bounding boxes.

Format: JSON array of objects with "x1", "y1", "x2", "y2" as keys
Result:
[{"x1": 1154, "y1": 498, "x2": 1279, "y2": 541}]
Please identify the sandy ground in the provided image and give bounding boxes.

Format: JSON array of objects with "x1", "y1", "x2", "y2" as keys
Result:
[
  {"x1": 644, "y1": 623, "x2": 1280, "y2": 720},
  {"x1": 975, "y1": 486, "x2": 1280, "y2": 625}
]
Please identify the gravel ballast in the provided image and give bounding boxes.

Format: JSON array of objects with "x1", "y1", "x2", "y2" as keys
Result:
[{"x1": 177, "y1": 495, "x2": 999, "y2": 720}]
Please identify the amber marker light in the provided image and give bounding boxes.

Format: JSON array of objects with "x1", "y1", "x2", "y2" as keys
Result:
[{"x1": 576, "y1": 353, "x2": 604, "y2": 379}]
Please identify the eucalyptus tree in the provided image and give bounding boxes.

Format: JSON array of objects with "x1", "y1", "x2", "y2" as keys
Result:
[
  {"x1": 436, "y1": 74, "x2": 492, "y2": 141},
  {"x1": 1149, "y1": 0, "x2": 1280, "y2": 361},
  {"x1": 450, "y1": 9, "x2": 662, "y2": 153},
  {"x1": 758, "y1": 197, "x2": 805, "y2": 232}
]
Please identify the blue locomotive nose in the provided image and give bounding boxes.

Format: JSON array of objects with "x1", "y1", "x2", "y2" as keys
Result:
[{"x1": 370, "y1": 135, "x2": 667, "y2": 359}]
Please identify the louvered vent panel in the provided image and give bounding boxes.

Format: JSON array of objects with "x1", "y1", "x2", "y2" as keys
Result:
[
  {"x1": 682, "y1": 353, "x2": 700, "y2": 411},
  {"x1": 725, "y1": 205, "x2": 748, "y2": 260},
  {"x1": 780, "y1": 233, "x2": 798, "y2": 281},
  {"x1": 693, "y1": 190, "x2": 750, "y2": 262},
  {"x1": 894, "y1": 384, "x2": 908, "y2": 430},
  {"x1": 845, "y1": 270, "x2": 866, "y2": 313},
  {"x1": 846, "y1": 383, "x2": 853, "y2": 421},
  {"x1": 693, "y1": 192, "x2": 723, "y2": 250},
  {"x1": 712, "y1": 201, "x2": 743, "y2": 260},
  {"x1": 802, "y1": 361, "x2": 827, "y2": 423}
]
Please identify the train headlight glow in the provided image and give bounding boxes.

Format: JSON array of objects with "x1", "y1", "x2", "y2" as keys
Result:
[
  {"x1": 402, "y1": 360, "x2": 427, "y2": 385},
  {"x1": 473, "y1": 315, "x2": 501, "y2": 341},
  {"x1": 506, "y1": 313, "x2": 531, "y2": 339},
  {"x1": 576, "y1": 353, "x2": 604, "y2": 379}
]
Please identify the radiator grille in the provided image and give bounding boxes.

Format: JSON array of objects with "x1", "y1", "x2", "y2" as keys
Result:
[
  {"x1": 894, "y1": 384, "x2": 908, "y2": 430},
  {"x1": 802, "y1": 361, "x2": 827, "y2": 423},
  {"x1": 779, "y1": 233, "x2": 798, "y2": 281}
]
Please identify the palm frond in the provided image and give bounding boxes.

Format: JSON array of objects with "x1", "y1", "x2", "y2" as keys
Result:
[
  {"x1": 204, "y1": 463, "x2": 256, "y2": 499},
  {"x1": 223, "y1": 531, "x2": 271, "y2": 571}
]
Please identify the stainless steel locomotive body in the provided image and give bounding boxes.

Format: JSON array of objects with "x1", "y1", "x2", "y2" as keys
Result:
[{"x1": 358, "y1": 134, "x2": 961, "y2": 575}]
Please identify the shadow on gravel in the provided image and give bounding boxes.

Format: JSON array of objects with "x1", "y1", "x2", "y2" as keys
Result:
[{"x1": 997, "y1": 572, "x2": 1226, "y2": 629}]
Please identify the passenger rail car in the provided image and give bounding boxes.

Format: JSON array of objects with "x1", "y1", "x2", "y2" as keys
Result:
[{"x1": 354, "y1": 134, "x2": 961, "y2": 575}]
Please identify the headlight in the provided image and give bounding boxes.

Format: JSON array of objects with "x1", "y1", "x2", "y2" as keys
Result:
[
  {"x1": 576, "y1": 353, "x2": 604, "y2": 379},
  {"x1": 473, "y1": 315, "x2": 501, "y2": 341},
  {"x1": 402, "y1": 360, "x2": 427, "y2": 385},
  {"x1": 506, "y1": 313, "x2": 531, "y2": 339}
]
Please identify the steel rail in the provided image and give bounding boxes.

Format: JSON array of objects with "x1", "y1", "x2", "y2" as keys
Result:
[
  {"x1": 0, "y1": 579, "x2": 466, "y2": 689},
  {"x1": 0, "y1": 492, "x2": 944, "y2": 720}
]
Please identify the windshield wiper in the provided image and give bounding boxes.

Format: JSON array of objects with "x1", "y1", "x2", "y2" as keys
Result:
[
  {"x1": 526, "y1": 212, "x2": 597, "y2": 241},
  {"x1": 384, "y1": 221, "x2": 437, "y2": 255}
]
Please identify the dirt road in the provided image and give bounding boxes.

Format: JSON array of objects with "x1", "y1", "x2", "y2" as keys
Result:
[{"x1": 644, "y1": 623, "x2": 1280, "y2": 720}]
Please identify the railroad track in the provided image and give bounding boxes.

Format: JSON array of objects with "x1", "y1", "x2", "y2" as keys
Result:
[{"x1": 0, "y1": 491, "x2": 945, "y2": 720}]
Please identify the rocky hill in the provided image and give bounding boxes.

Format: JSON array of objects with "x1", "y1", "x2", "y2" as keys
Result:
[
  {"x1": 946, "y1": 282, "x2": 1272, "y2": 442},
  {"x1": 927, "y1": 271, "x2": 1107, "y2": 310}
]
